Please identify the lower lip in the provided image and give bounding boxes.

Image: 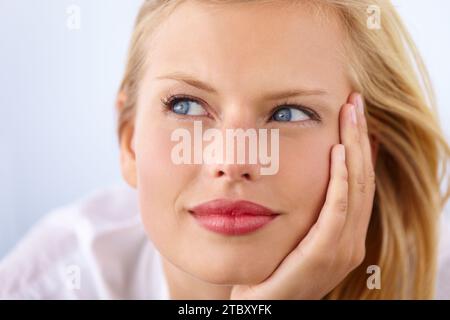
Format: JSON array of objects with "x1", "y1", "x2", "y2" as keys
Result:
[{"x1": 191, "y1": 213, "x2": 278, "y2": 236}]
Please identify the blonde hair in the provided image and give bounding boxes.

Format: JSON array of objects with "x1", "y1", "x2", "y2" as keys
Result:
[{"x1": 117, "y1": 0, "x2": 450, "y2": 299}]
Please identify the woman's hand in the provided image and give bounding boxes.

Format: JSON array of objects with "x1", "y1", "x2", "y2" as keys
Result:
[{"x1": 230, "y1": 93, "x2": 376, "y2": 300}]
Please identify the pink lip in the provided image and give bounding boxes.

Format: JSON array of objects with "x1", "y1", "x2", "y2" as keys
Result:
[{"x1": 189, "y1": 199, "x2": 279, "y2": 236}]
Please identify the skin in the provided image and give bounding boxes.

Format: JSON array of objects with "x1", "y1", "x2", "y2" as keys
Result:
[{"x1": 118, "y1": 0, "x2": 378, "y2": 299}]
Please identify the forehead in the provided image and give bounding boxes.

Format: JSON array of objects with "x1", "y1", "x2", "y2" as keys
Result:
[{"x1": 144, "y1": 0, "x2": 350, "y2": 101}]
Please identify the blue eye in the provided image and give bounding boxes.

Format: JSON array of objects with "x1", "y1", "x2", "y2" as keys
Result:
[
  {"x1": 172, "y1": 100, "x2": 190, "y2": 114},
  {"x1": 163, "y1": 96, "x2": 208, "y2": 116},
  {"x1": 271, "y1": 107, "x2": 311, "y2": 122}
]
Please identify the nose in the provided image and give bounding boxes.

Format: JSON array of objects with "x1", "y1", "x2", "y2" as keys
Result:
[
  {"x1": 210, "y1": 162, "x2": 261, "y2": 182},
  {"x1": 206, "y1": 108, "x2": 263, "y2": 182}
]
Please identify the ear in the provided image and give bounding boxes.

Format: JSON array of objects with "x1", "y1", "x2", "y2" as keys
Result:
[{"x1": 117, "y1": 92, "x2": 137, "y2": 188}]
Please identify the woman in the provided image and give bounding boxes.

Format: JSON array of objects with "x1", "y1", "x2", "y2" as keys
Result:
[{"x1": 1, "y1": 0, "x2": 449, "y2": 299}]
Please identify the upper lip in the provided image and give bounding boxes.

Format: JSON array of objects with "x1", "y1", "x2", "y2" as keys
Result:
[{"x1": 188, "y1": 199, "x2": 278, "y2": 216}]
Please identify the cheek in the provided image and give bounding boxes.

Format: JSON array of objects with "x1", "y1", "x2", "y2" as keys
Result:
[
  {"x1": 275, "y1": 132, "x2": 334, "y2": 233},
  {"x1": 134, "y1": 120, "x2": 196, "y2": 243},
  {"x1": 135, "y1": 125, "x2": 189, "y2": 186}
]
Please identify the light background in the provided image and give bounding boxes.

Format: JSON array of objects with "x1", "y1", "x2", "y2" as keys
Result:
[{"x1": 0, "y1": 0, "x2": 449, "y2": 258}]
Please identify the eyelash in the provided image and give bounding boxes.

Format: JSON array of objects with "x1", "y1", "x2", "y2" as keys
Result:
[
  {"x1": 160, "y1": 94, "x2": 213, "y2": 120},
  {"x1": 160, "y1": 93, "x2": 321, "y2": 123}
]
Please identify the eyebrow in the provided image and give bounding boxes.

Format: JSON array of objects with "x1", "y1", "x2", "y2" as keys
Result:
[{"x1": 155, "y1": 72, "x2": 328, "y2": 100}]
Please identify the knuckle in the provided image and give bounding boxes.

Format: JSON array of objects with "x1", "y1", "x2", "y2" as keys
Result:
[
  {"x1": 356, "y1": 178, "x2": 367, "y2": 194},
  {"x1": 335, "y1": 197, "x2": 348, "y2": 213},
  {"x1": 335, "y1": 249, "x2": 353, "y2": 272},
  {"x1": 340, "y1": 169, "x2": 349, "y2": 182},
  {"x1": 350, "y1": 246, "x2": 366, "y2": 268},
  {"x1": 367, "y1": 169, "x2": 376, "y2": 187}
]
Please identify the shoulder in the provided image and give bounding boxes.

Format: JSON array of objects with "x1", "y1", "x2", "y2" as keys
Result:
[
  {"x1": 436, "y1": 213, "x2": 450, "y2": 299},
  {"x1": 0, "y1": 184, "x2": 151, "y2": 299}
]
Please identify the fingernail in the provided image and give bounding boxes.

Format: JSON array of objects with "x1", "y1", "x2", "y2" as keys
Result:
[
  {"x1": 356, "y1": 94, "x2": 364, "y2": 114},
  {"x1": 349, "y1": 104, "x2": 357, "y2": 125}
]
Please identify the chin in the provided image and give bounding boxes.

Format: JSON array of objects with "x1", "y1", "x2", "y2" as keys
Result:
[{"x1": 187, "y1": 256, "x2": 277, "y2": 286}]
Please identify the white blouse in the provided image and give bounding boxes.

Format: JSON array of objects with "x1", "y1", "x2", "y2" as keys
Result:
[{"x1": 0, "y1": 185, "x2": 449, "y2": 299}]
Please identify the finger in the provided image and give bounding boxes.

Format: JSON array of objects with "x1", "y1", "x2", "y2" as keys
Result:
[
  {"x1": 349, "y1": 93, "x2": 374, "y2": 176},
  {"x1": 339, "y1": 102, "x2": 366, "y2": 232},
  {"x1": 299, "y1": 143, "x2": 349, "y2": 252},
  {"x1": 349, "y1": 93, "x2": 376, "y2": 239}
]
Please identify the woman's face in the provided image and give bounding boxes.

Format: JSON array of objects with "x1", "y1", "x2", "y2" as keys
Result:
[{"x1": 123, "y1": 0, "x2": 352, "y2": 285}]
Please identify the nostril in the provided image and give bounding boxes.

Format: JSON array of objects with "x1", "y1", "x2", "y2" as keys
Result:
[{"x1": 214, "y1": 170, "x2": 251, "y2": 180}]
